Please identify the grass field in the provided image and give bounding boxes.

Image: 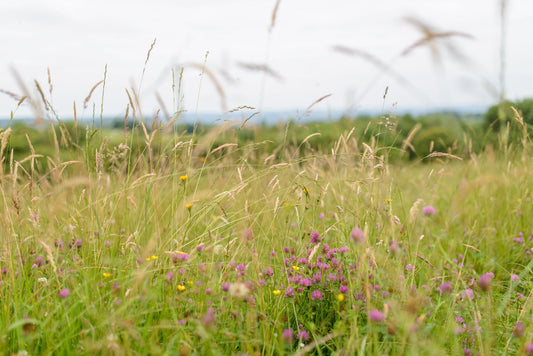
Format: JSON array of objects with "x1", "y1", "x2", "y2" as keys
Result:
[{"x1": 1, "y1": 110, "x2": 533, "y2": 355}]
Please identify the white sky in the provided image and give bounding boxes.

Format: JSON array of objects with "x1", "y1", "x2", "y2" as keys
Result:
[{"x1": 1, "y1": 0, "x2": 532, "y2": 119}]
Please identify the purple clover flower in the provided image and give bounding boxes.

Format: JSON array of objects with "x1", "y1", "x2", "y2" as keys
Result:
[
  {"x1": 282, "y1": 328, "x2": 294, "y2": 342},
  {"x1": 297, "y1": 329, "x2": 309, "y2": 341},
  {"x1": 479, "y1": 272, "x2": 493, "y2": 291},
  {"x1": 58, "y1": 288, "x2": 70, "y2": 298},
  {"x1": 351, "y1": 228, "x2": 365, "y2": 243},
  {"x1": 310, "y1": 290, "x2": 323, "y2": 301},
  {"x1": 310, "y1": 232, "x2": 321, "y2": 244},
  {"x1": 285, "y1": 287, "x2": 295, "y2": 298},
  {"x1": 422, "y1": 205, "x2": 436, "y2": 216},
  {"x1": 369, "y1": 309, "x2": 385, "y2": 322}
]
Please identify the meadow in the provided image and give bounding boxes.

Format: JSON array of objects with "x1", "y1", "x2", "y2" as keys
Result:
[{"x1": 1, "y1": 100, "x2": 533, "y2": 356}]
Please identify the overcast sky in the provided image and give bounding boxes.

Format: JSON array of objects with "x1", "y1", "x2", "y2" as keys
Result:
[{"x1": 1, "y1": 0, "x2": 532, "y2": 120}]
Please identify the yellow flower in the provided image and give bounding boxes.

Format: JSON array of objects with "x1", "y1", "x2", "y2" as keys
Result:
[
  {"x1": 337, "y1": 293, "x2": 345, "y2": 302},
  {"x1": 273, "y1": 289, "x2": 281, "y2": 296},
  {"x1": 102, "y1": 272, "x2": 111, "y2": 278},
  {"x1": 180, "y1": 175, "x2": 188, "y2": 182},
  {"x1": 185, "y1": 203, "x2": 193, "y2": 210},
  {"x1": 150, "y1": 255, "x2": 158, "y2": 261},
  {"x1": 199, "y1": 157, "x2": 205, "y2": 163},
  {"x1": 386, "y1": 198, "x2": 393, "y2": 203},
  {"x1": 292, "y1": 266, "x2": 300, "y2": 271},
  {"x1": 177, "y1": 285, "x2": 186, "y2": 292},
  {"x1": 302, "y1": 188, "x2": 309, "y2": 194},
  {"x1": 187, "y1": 281, "x2": 194, "y2": 285},
  {"x1": 145, "y1": 257, "x2": 151, "y2": 262}
]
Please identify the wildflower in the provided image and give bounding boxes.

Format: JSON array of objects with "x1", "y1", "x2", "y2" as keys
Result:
[
  {"x1": 72, "y1": 239, "x2": 82, "y2": 249},
  {"x1": 406, "y1": 264, "x2": 415, "y2": 272},
  {"x1": 369, "y1": 309, "x2": 385, "y2": 322},
  {"x1": 166, "y1": 272, "x2": 174, "y2": 281},
  {"x1": 273, "y1": 289, "x2": 281, "y2": 296},
  {"x1": 338, "y1": 293, "x2": 345, "y2": 302},
  {"x1": 229, "y1": 282, "x2": 250, "y2": 299},
  {"x1": 511, "y1": 274, "x2": 520, "y2": 282},
  {"x1": 177, "y1": 284, "x2": 186, "y2": 292},
  {"x1": 38, "y1": 277, "x2": 48, "y2": 284},
  {"x1": 282, "y1": 328, "x2": 294, "y2": 343},
  {"x1": 462, "y1": 288, "x2": 474, "y2": 300},
  {"x1": 310, "y1": 232, "x2": 321, "y2": 244},
  {"x1": 300, "y1": 278, "x2": 312, "y2": 287},
  {"x1": 151, "y1": 255, "x2": 158, "y2": 260},
  {"x1": 310, "y1": 290, "x2": 323, "y2": 301},
  {"x1": 319, "y1": 212, "x2": 325, "y2": 220},
  {"x1": 514, "y1": 322, "x2": 524, "y2": 337},
  {"x1": 180, "y1": 175, "x2": 188, "y2": 182},
  {"x1": 236, "y1": 264, "x2": 246, "y2": 273},
  {"x1": 351, "y1": 228, "x2": 365, "y2": 243},
  {"x1": 185, "y1": 203, "x2": 193, "y2": 210},
  {"x1": 479, "y1": 272, "x2": 494, "y2": 292},
  {"x1": 58, "y1": 288, "x2": 70, "y2": 298},
  {"x1": 422, "y1": 205, "x2": 436, "y2": 216},
  {"x1": 302, "y1": 188, "x2": 309, "y2": 195},
  {"x1": 102, "y1": 272, "x2": 112, "y2": 278},
  {"x1": 221, "y1": 283, "x2": 231, "y2": 292},
  {"x1": 526, "y1": 343, "x2": 533, "y2": 354},
  {"x1": 285, "y1": 287, "x2": 295, "y2": 298},
  {"x1": 292, "y1": 265, "x2": 300, "y2": 271},
  {"x1": 262, "y1": 267, "x2": 274, "y2": 278},
  {"x1": 173, "y1": 251, "x2": 190, "y2": 262},
  {"x1": 34, "y1": 255, "x2": 45, "y2": 267},
  {"x1": 196, "y1": 244, "x2": 205, "y2": 252},
  {"x1": 339, "y1": 285, "x2": 348, "y2": 293},
  {"x1": 297, "y1": 329, "x2": 309, "y2": 341},
  {"x1": 203, "y1": 307, "x2": 216, "y2": 326},
  {"x1": 438, "y1": 281, "x2": 452, "y2": 295},
  {"x1": 386, "y1": 198, "x2": 393, "y2": 203}
]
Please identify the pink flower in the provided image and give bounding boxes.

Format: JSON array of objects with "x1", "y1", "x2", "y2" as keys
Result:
[
  {"x1": 479, "y1": 272, "x2": 493, "y2": 291},
  {"x1": 369, "y1": 309, "x2": 385, "y2": 322},
  {"x1": 351, "y1": 228, "x2": 365, "y2": 243},
  {"x1": 422, "y1": 205, "x2": 436, "y2": 216},
  {"x1": 285, "y1": 287, "x2": 295, "y2": 298},
  {"x1": 297, "y1": 329, "x2": 309, "y2": 341},
  {"x1": 203, "y1": 307, "x2": 216, "y2": 326},
  {"x1": 462, "y1": 288, "x2": 474, "y2": 300},
  {"x1": 282, "y1": 328, "x2": 294, "y2": 342},
  {"x1": 438, "y1": 281, "x2": 452, "y2": 295},
  {"x1": 300, "y1": 278, "x2": 312, "y2": 287},
  {"x1": 310, "y1": 232, "x2": 321, "y2": 244},
  {"x1": 310, "y1": 289, "x2": 323, "y2": 301},
  {"x1": 59, "y1": 288, "x2": 70, "y2": 298}
]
